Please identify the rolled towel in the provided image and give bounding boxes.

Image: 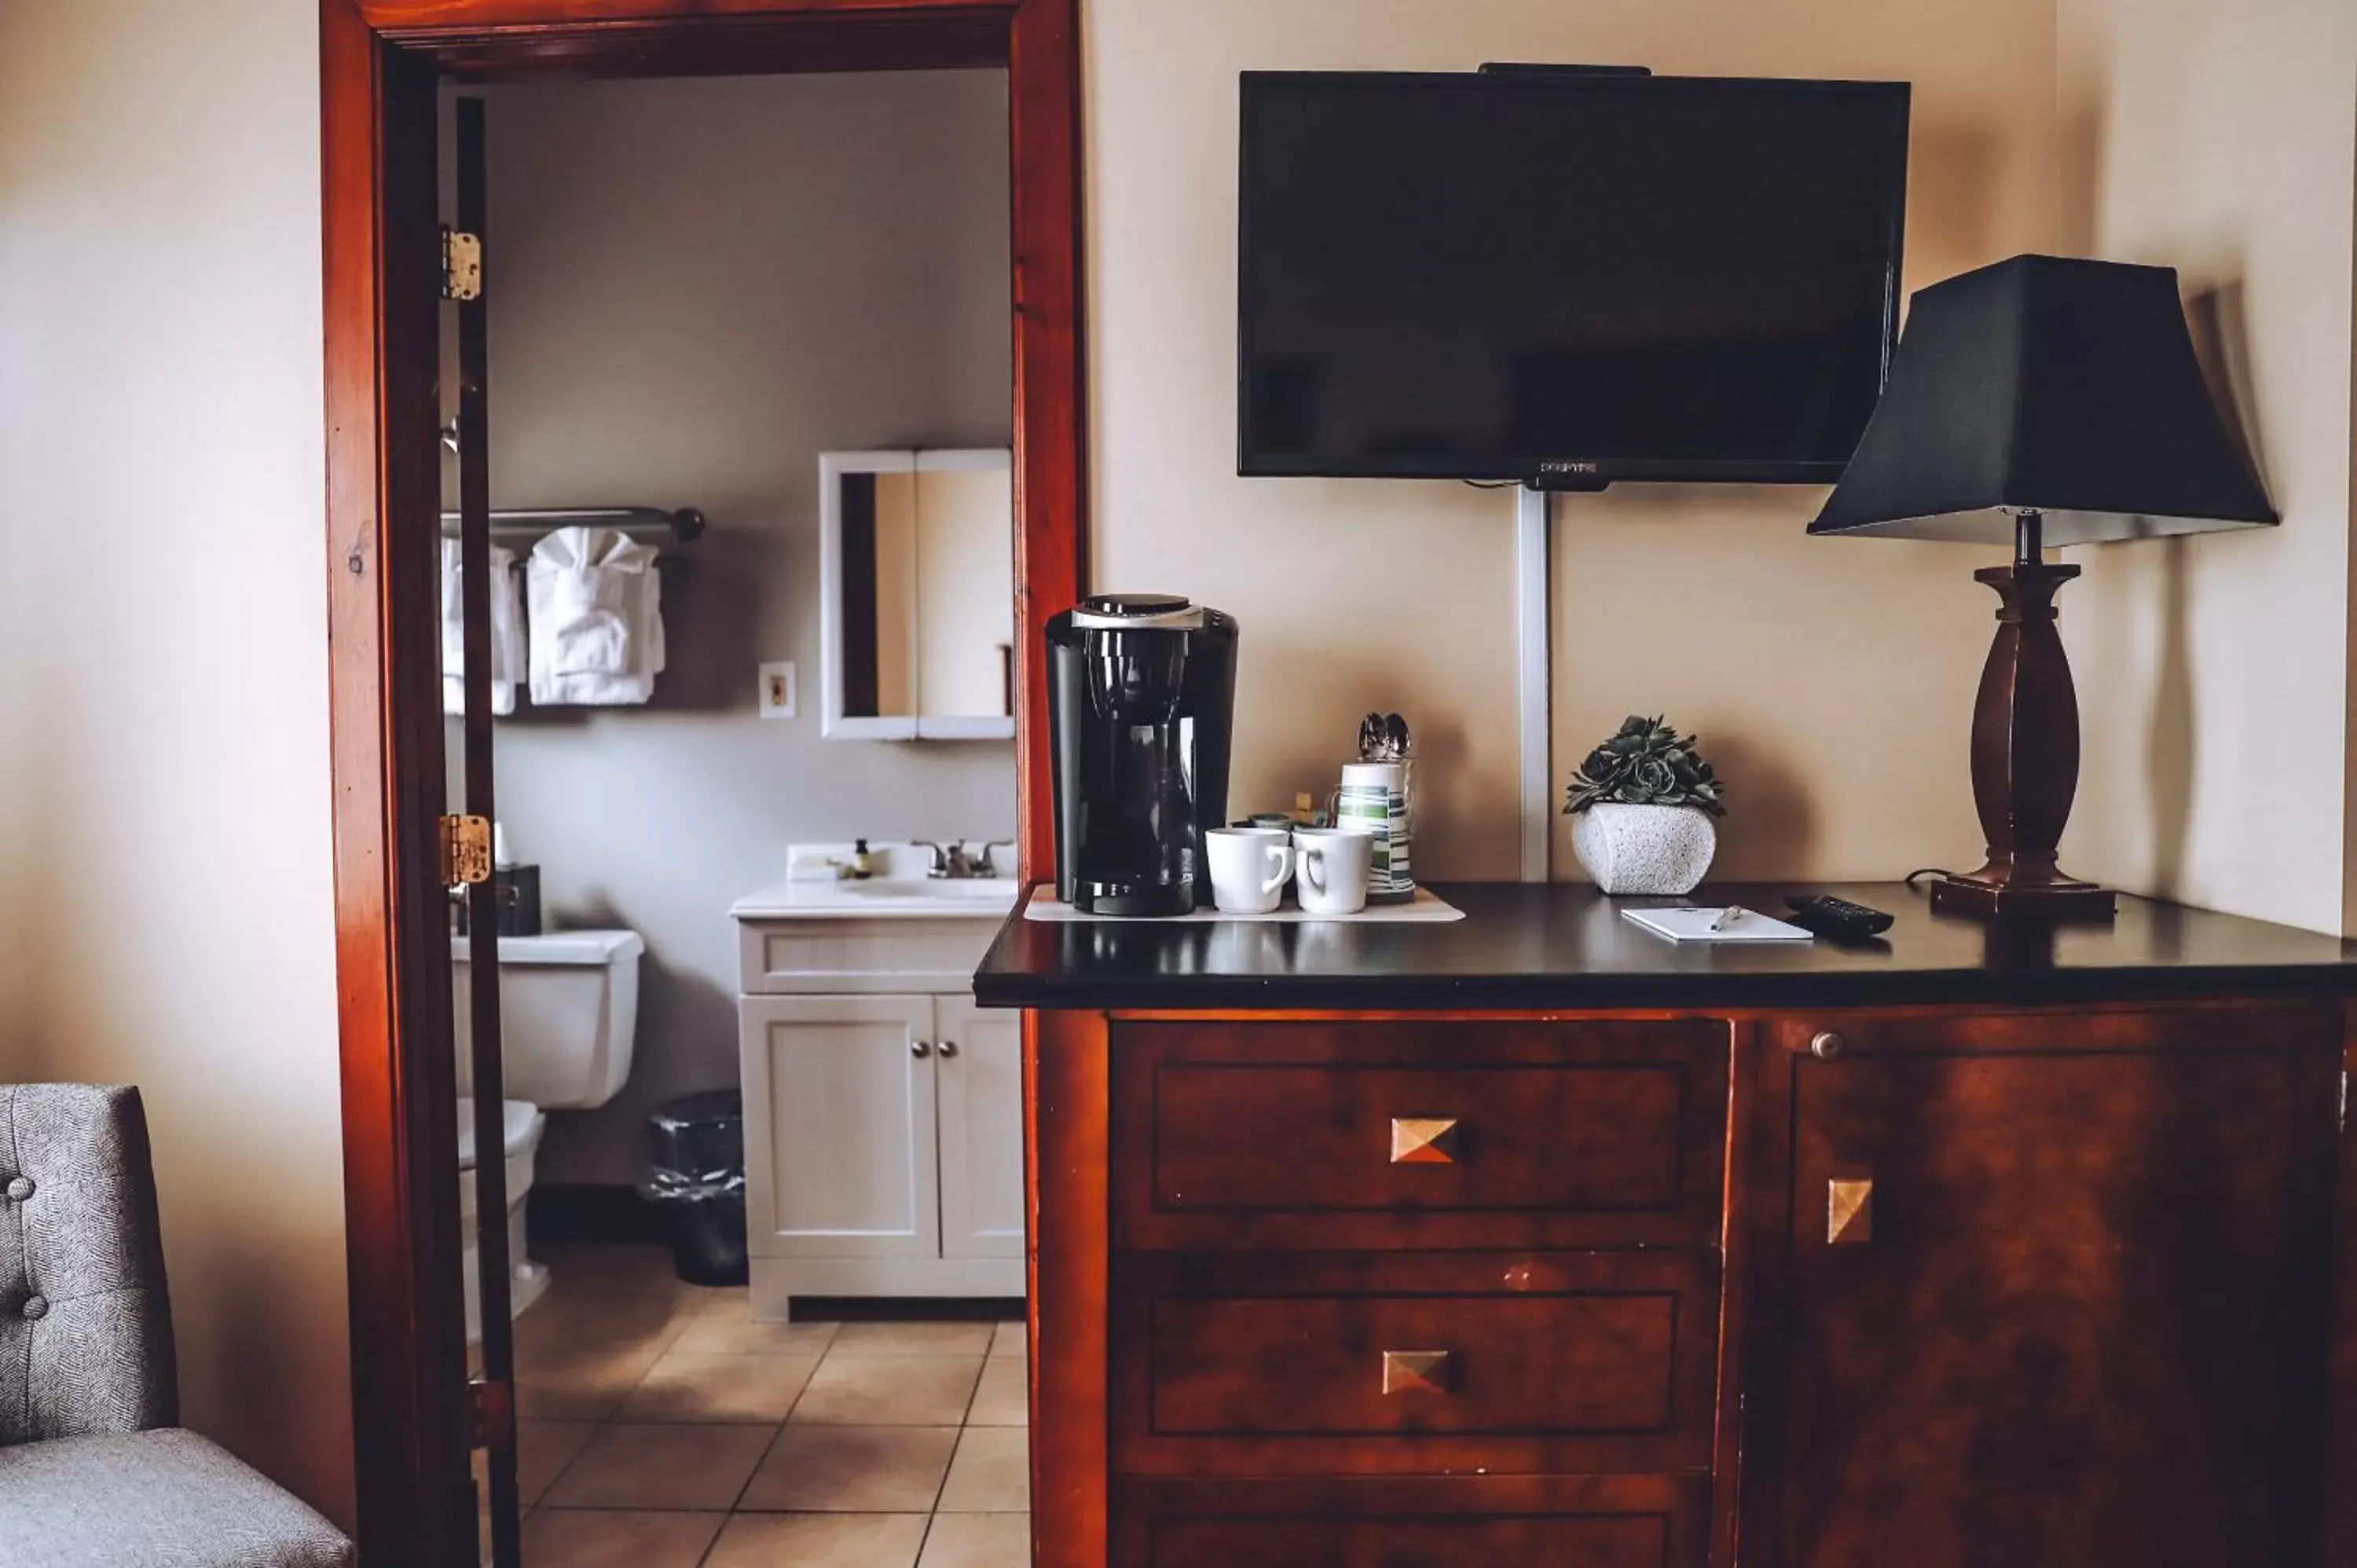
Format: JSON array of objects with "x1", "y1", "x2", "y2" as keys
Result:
[
  {"x1": 527, "y1": 526, "x2": 662, "y2": 705},
  {"x1": 441, "y1": 538, "x2": 521, "y2": 716}
]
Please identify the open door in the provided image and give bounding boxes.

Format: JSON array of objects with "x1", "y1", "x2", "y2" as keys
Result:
[{"x1": 445, "y1": 93, "x2": 524, "y2": 1568}]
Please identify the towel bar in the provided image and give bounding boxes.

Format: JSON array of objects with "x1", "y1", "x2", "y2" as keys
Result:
[{"x1": 437, "y1": 507, "x2": 705, "y2": 554}]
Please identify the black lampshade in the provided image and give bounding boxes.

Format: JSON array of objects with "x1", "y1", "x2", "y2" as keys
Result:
[{"x1": 1810, "y1": 254, "x2": 2276, "y2": 546}]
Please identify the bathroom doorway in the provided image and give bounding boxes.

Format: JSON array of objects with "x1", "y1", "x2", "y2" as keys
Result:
[
  {"x1": 319, "y1": 5, "x2": 1085, "y2": 1566},
  {"x1": 441, "y1": 64, "x2": 1028, "y2": 1566}
]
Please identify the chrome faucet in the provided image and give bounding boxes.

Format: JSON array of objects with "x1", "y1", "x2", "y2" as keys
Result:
[{"x1": 909, "y1": 839, "x2": 1016, "y2": 879}]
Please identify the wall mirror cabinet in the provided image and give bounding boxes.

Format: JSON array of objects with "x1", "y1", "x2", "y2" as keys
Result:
[{"x1": 819, "y1": 449, "x2": 1016, "y2": 740}]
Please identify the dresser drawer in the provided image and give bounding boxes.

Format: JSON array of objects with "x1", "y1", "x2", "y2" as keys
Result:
[
  {"x1": 1116, "y1": 1475, "x2": 1709, "y2": 1568},
  {"x1": 1113, "y1": 1018, "x2": 1727, "y2": 1249},
  {"x1": 1113, "y1": 1251, "x2": 1718, "y2": 1476}
]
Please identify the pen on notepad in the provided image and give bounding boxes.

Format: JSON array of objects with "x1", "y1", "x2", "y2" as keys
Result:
[{"x1": 1708, "y1": 905, "x2": 1744, "y2": 932}]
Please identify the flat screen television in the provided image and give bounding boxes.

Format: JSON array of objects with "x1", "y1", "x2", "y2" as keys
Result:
[{"x1": 1237, "y1": 70, "x2": 1912, "y2": 486}]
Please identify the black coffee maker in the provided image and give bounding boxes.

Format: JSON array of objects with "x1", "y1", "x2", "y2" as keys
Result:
[{"x1": 1047, "y1": 595, "x2": 1238, "y2": 916}]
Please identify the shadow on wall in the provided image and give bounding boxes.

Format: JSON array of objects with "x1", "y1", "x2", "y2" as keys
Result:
[
  {"x1": 1904, "y1": 118, "x2": 1999, "y2": 284},
  {"x1": 1228, "y1": 639, "x2": 1519, "y2": 881},
  {"x1": 2058, "y1": 63, "x2": 2278, "y2": 903},
  {"x1": 1693, "y1": 730, "x2": 1820, "y2": 881},
  {"x1": 1400, "y1": 706, "x2": 1518, "y2": 877},
  {"x1": 2139, "y1": 284, "x2": 2268, "y2": 901}
]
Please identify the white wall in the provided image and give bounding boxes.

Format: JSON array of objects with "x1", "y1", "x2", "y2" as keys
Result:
[
  {"x1": 2058, "y1": 0, "x2": 2357, "y2": 934},
  {"x1": 0, "y1": 0, "x2": 352, "y2": 1526},
  {"x1": 1085, "y1": 0, "x2": 2061, "y2": 883},
  {"x1": 463, "y1": 73, "x2": 1015, "y2": 1184}
]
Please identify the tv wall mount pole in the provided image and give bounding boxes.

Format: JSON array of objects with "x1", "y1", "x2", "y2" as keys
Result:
[
  {"x1": 1515, "y1": 484, "x2": 1552, "y2": 882},
  {"x1": 1516, "y1": 467, "x2": 1611, "y2": 883}
]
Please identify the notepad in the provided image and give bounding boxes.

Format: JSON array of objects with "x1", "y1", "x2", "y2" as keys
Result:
[{"x1": 1619, "y1": 905, "x2": 1816, "y2": 943}]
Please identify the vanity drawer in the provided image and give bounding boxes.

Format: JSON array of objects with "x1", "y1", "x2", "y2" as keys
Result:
[
  {"x1": 1113, "y1": 1018, "x2": 1727, "y2": 1249},
  {"x1": 1113, "y1": 1251, "x2": 1719, "y2": 1476},
  {"x1": 737, "y1": 917, "x2": 999, "y2": 993},
  {"x1": 1116, "y1": 1475, "x2": 1710, "y2": 1568}
]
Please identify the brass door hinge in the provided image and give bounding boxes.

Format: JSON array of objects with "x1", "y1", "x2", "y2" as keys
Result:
[
  {"x1": 441, "y1": 226, "x2": 482, "y2": 301},
  {"x1": 467, "y1": 1376, "x2": 513, "y2": 1451},
  {"x1": 440, "y1": 815, "x2": 493, "y2": 888}
]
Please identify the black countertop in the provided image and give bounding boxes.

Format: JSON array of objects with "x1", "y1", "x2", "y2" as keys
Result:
[{"x1": 972, "y1": 881, "x2": 2357, "y2": 1011}]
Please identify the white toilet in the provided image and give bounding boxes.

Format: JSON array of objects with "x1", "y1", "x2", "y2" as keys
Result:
[{"x1": 453, "y1": 929, "x2": 644, "y2": 1339}]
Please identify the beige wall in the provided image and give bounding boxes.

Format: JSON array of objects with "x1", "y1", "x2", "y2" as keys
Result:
[
  {"x1": 464, "y1": 74, "x2": 1015, "y2": 1184},
  {"x1": 2058, "y1": 0, "x2": 2357, "y2": 934},
  {"x1": 0, "y1": 0, "x2": 352, "y2": 1526},
  {"x1": 1086, "y1": 0, "x2": 2059, "y2": 881}
]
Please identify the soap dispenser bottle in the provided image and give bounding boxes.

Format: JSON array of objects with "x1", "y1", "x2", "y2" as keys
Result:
[{"x1": 490, "y1": 820, "x2": 542, "y2": 936}]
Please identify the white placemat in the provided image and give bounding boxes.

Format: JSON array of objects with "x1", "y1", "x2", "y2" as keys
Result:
[{"x1": 1024, "y1": 886, "x2": 1464, "y2": 923}]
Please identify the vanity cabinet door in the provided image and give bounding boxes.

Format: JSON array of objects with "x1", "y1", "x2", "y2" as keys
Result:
[
  {"x1": 1741, "y1": 1005, "x2": 2341, "y2": 1568},
  {"x1": 934, "y1": 995, "x2": 1026, "y2": 1259},
  {"x1": 742, "y1": 994, "x2": 940, "y2": 1259}
]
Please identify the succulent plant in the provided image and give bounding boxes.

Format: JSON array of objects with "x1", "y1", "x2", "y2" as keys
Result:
[{"x1": 1566, "y1": 715, "x2": 1725, "y2": 817}]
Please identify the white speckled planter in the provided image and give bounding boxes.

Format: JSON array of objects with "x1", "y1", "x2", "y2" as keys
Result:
[{"x1": 1571, "y1": 803, "x2": 1717, "y2": 896}]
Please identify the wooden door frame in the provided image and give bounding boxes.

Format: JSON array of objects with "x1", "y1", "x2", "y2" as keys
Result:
[{"x1": 319, "y1": 2, "x2": 1084, "y2": 1560}]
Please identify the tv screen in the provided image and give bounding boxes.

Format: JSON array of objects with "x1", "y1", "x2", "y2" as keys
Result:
[{"x1": 1238, "y1": 71, "x2": 1911, "y2": 485}]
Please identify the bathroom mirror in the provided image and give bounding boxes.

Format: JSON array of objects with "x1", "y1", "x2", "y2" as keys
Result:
[{"x1": 820, "y1": 449, "x2": 1017, "y2": 739}]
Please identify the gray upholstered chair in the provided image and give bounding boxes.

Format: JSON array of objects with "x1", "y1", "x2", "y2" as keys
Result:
[{"x1": 0, "y1": 1084, "x2": 354, "y2": 1568}]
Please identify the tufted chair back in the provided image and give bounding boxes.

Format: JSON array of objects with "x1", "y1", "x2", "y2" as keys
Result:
[{"x1": 0, "y1": 1083, "x2": 178, "y2": 1446}]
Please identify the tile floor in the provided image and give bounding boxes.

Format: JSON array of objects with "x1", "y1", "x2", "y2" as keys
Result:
[{"x1": 492, "y1": 1244, "x2": 1028, "y2": 1568}]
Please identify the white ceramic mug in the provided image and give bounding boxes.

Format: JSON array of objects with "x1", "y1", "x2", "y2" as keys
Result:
[
  {"x1": 1292, "y1": 826, "x2": 1374, "y2": 916},
  {"x1": 1206, "y1": 826, "x2": 1293, "y2": 914}
]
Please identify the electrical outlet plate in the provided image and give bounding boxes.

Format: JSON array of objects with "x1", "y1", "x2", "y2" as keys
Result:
[{"x1": 759, "y1": 661, "x2": 797, "y2": 719}]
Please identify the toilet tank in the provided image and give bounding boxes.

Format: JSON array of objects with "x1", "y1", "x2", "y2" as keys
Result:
[{"x1": 451, "y1": 930, "x2": 643, "y2": 1109}]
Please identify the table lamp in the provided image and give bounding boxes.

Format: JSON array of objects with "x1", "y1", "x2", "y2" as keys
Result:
[{"x1": 1811, "y1": 255, "x2": 2276, "y2": 919}]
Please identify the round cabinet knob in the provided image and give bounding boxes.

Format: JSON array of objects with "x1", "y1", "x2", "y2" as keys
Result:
[
  {"x1": 911, "y1": 1041, "x2": 932, "y2": 1059},
  {"x1": 1809, "y1": 1030, "x2": 1847, "y2": 1061},
  {"x1": 937, "y1": 1041, "x2": 959, "y2": 1059}
]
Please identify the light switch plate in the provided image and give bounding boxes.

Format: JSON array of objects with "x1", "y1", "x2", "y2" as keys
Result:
[{"x1": 759, "y1": 661, "x2": 797, "y2": 719}]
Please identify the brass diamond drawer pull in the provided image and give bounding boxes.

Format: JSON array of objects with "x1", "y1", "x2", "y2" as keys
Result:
[
  {"x1": 1390, "y1": 1116, "x2": 1460, "y2": 1164},
  {"x1": 1382, "y1": 1349, "x2": 1452, "y2": 1395},
  {"x1": 1828, "y1": 1177, "x2": 1874, "y2": 1244}
]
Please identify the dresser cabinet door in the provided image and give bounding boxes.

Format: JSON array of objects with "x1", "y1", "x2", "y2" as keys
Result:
[
  {"x1": 1744, "y1": 1006, "x2": 2341, "y2": 1568},
  {"x1": 741, "y1": 994, "x2": 940, "y2": 1259}
]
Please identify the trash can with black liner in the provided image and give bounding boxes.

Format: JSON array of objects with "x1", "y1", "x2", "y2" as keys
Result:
[{"x1": 640, "y1": 1088, "x2": 749, "y2": 1287}]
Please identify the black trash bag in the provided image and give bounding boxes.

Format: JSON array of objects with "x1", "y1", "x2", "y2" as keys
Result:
[{"x1": 640, "y1": 1088, "x2": 749, "y2": 1287}]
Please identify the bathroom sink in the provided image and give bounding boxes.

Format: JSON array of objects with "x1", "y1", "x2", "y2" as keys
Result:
[
  {"x1": 731, "y1": 844, "x2": 1022, "y2": 927},
  {"x1": 730, "y1": 870, "x2": 1021, "y2": 922},
  {"x1": 841, "y1": 877, "x2": 1021, "y2": 902}
]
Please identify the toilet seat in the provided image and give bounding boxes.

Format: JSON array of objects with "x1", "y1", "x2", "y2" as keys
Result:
[
  {"x1": 456, "y1": 1097, "x2": 548, "y2": 1340},
  {"x1": 456, "y1": 1097, "x2": 544, "y2": 1170},
  {"x1": 455, "y1": 1097, "x2": 544, "y2": 1223}
]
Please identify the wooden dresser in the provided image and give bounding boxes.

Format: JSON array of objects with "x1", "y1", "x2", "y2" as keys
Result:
[{"x1": 975, "y1": 883, "x2": 2357, "y2": 1568}]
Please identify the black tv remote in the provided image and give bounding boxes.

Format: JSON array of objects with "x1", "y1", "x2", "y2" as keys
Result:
[{"x1": 1784, "y1": 894, "x2": 1895, "y2": 942}]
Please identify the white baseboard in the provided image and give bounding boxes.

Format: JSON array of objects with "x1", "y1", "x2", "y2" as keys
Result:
[{"x1": 750, "y1": 1255, "x2": 1025, "y2": 1320}]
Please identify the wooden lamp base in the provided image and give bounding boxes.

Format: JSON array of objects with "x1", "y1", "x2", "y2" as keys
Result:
[
  {"x1": 1930, "y1": 866, "x2": 2115, "y2": 920},
  {"x1": 1934, "y1": 512, "x2": 2117, "y2": 922}
]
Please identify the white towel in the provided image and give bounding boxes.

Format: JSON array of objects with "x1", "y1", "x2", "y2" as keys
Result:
[
  {"x1": 526, "y1": 526, "x2": 665, "y2": 705},
  {"x1": 440, "y1": 538, "x2": 523, "y2": 716}
]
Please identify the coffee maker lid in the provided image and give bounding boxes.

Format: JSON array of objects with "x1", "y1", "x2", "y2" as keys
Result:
[{"x1": 1071, "y1": 593, "x2": 1206, "y2": 630}]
